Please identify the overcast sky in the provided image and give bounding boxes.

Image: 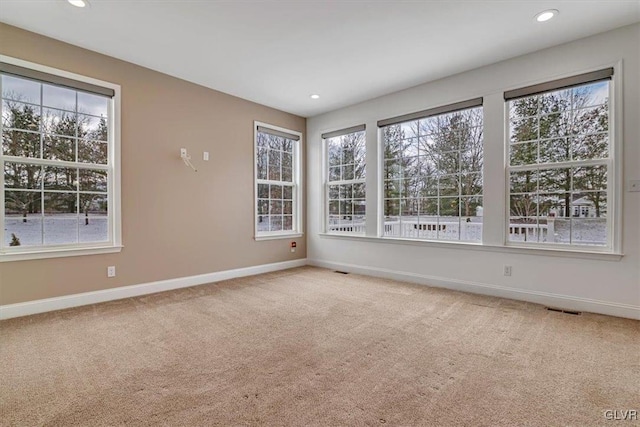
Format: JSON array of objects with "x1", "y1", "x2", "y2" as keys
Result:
[{"x1": 1, "y1": 74, "x2": 108, "y2": 117}]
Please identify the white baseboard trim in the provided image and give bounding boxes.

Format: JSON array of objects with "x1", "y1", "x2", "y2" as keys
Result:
[
  {"x1": 0, "y1": 259, "x2": 307, "y2": 320},
  {"x1": 308, "y1": 259, "x2": 640, "y2": 320}
]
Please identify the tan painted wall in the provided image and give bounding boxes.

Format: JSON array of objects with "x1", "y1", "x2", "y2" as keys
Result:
[{"x1": 0, "y1": 23, "x2": 306, "y2": 305}]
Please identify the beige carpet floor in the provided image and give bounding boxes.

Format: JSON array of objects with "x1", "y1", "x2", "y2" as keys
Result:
[{"x1": 1, "y1": 266, "x2": 638, "y2": 426}]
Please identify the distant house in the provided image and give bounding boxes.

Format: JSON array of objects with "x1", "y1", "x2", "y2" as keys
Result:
[{"x1": 556, "y1": 197, "x2": 597, "y2": 218}]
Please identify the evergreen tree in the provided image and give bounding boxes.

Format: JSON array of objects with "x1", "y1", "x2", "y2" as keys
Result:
[
  {"x1": 2, "y1": 99, "x2": 42, "y2": 221},
  {"x1": 78, "y1": 116, "x2": 109, "y2": 225},
  {"x1": 509, "y1": 96, "x2": 544, "y2": 220},
  {"x1": 572, "y1": 102, "x2": 608, "y2": 217},
  {"x1": 509, "y1": 83, "x2": 608, "y2": 220},
  {"x1": 43, "y1": 110, "x2": 80, "y2": 215},
  {"x1": 419, "y1": 108, "x2": 483, "y2": 217},
  {"x1": 381, "y1": 124, "x2": 405, "y2": 217},
  {"x1": 338, "y1": 131, "x2": 365, "y2": 181},
  {"x1": 9, "y1": 233, "x2": 21, "y2": 247}
]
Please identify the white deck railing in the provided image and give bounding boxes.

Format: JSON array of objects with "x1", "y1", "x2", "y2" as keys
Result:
[
  {"x1": 328, "y1": 219, "x2": 556, "y2": 242},
  {"x1": 327, "y1": 223, "x2": 367, "y2": 233},
  {"x1": 507, "y1": 223, "x2": 551, "y2": 242},
  {"x1": 382, "y1": 221, "x2": 482, "y2": 241}
]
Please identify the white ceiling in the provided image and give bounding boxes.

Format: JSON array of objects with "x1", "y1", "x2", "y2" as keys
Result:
[{"x1": 0, "y1": 1, "x2": 638, "y2": 117}]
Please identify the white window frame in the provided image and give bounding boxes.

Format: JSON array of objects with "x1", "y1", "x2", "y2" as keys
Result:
[
  {"x1": 0, "y1": 55, "x2": 122, "y2": 262},
  {"x1": 254, "y1": 121, "x2": 303, "y2": 241},
  {"x1": 318, "y1": 63, "x2": 623, "y2": 260},
  {"x1": 377, "y1": 100, "x2": 484, "y2": 243},
  {"x1": 322, "y1": 124, "x2": 366, "y2": 235},
  {"x1": 504, "y1": 65, "x2": 621, "y2": 254}
]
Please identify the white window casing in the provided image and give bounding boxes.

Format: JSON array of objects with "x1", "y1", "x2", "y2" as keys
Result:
[
  {"x1": 318, "y1": 62, "x2": 622, "y2": 259},
  {"x1": 0, "y1": 55, "x2": 122, "y2": 262},
  {"x1": 254, "y1": 121, "x2": 303, "y2": 240},
  {"x1": 505, "y1": 67, "x2": 618, "y2": 253},
  {"x1": 323, "y1": 124, "x2": 366, "y2": 235},
  {"x1": 377, "y1": 101, "x2": 484, "y2": 243}
]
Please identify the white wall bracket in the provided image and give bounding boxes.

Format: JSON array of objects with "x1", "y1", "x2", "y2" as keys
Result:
[{"x1": 180, "y1": 148, "x2": 197, "y2": 172}]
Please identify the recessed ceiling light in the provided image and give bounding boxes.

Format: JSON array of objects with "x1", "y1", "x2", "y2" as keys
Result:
[
  {"x1": 535, "y1": 9, "x2": 558, "y2": 22},
  {"x1": 310, "y1": 94, "x2": 320, "y2": 99},
  {"x1": 67, "y1": 0, "x2": 88, "y2": 8}
]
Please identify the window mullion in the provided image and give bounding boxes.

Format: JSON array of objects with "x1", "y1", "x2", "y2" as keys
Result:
[
  {"x1": 2, "y1": 156, "x2": 110, "y2": 171},
  {"x1": 257, "y1": 179, "x2": 294, "y2": 186},
  {"x1": 508, "y1": 158, "x2": 608, "y2": 172},
  {"x1": 327, "y1": 179, "x2": 365, "y2": 186}
]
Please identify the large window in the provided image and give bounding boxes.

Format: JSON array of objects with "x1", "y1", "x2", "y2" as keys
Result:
[
  {"x1": 254, "y1": 122, "x2": 302, "y2": 239},
  {"x1": 506, "y1": 69, "x2": 613, "y2": 248},
  {"x1": 1, "y1": 58, "x2": 120, "y2": 258},
  {"x1": 324, "y1": 125, "x2": 366, "y2": 234},
  {"x1": 379, "y1": 99, "x2": 483, "y2": 241}
]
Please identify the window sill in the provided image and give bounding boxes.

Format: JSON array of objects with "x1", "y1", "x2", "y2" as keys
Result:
[
  {"x1": 0, "y1": 245, "x2": 123, "y2": 262},
  {"x1": 255, "y1": 233, "x2": 303, "y2": 241},
  {"x1": 324, "y1": 231, "x2": 367, "y2": 237},
  {"x1": 317, "y1": 233, "x2": 623, "y2": 261}
]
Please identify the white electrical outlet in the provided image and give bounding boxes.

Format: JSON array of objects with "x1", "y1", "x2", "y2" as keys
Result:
[
  {"x1": 203, "y1": 151, "x2": 209, "y2": 161},
  {"x1": 504, "y1": 265, "x2": 512, "y2": 276},
  {"x1": 180, "y1": 148, "x2": 187, "y2": 158},
  {"x1": 107, "y1": 266, "x2": 116, "y2": 278}
]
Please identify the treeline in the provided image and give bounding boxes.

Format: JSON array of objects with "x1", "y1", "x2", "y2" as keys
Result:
[
  {"x1": 3, "y1": 98, "x2": 108, "y2": 221},
  {"x1": 382, "y1": 107, "x2": 483, "y2": 218},
  {"x1": 378, "y1": 83, "x2": 608, "y2": 221},
  {"x1": 509, "y1": 84, "x2": 608, "y2": 219}
]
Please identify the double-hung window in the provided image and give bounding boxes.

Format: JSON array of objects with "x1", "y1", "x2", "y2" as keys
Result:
[
  {"x1": 254, "y1": 122, "x2": 302, "y2": 239},
  {"x1": 506, "y1": 68, "x2": 614, "y2": 249},
  {"x1": 323, "y1": 125, "x2": 366, "y2": 234},
  {"x1": 378, "y1": 99, "x2": 484, "y2": 242},
  {"x1": 1, "y1": 57, "x2": 121, "y2": 259}
]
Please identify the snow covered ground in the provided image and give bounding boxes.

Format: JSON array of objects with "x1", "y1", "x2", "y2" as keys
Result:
[
  {"x1": 331, "y1": 215, "x2": 606, "y2": 246},
  {"x1": 4, "y1": 214, "x2": 108, "y2": 246},
  {"x1": 509, "y1": 218, "x2": 607, "y2": 245},
  {"x1": 6, "y1": 214, "x2": 606, "y2": 248}
]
